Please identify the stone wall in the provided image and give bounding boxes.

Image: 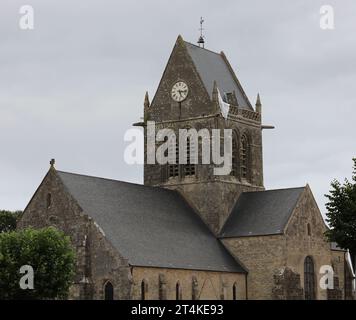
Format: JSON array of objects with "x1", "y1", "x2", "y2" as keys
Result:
[
  {"x1": 223, "y1": 186, "x2": 342, "y2": 300},
  {"x1": 223, "y1": 234, "x2": 286, "y2": 299},
  {"x1": 284, "y1": 186, "x2": 335, "y2": 300},
  {"x1": 86, "y1": 220, "x2": 133, "y2": 300},
  {"x1": 174, "y1": 181, "x2": 262, "y2": 234},
  {"x1": 17, "y1": 168, "x2": 132, "y2": 300},
  {"x1": 272, "y1": 267, "x2": 303, "y2": 300},
  {"x1": 18, "y1": 168, "x2": 90, "y2": 298},
  {"x1": 131, "y1": 267, "x2": 246, "y2": 300},
  {"x1": 327, "y1": 277, "x2": 343, "y2": 300},
  {"x1": 330, "y1": 249, "x2": 346, "y2": 299}
]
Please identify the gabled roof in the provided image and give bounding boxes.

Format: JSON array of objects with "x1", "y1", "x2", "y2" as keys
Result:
[
  {"x1": 220, "y1": 187, "x2": 305, "y2": 238},
  {"x1": 57, "y1": 171, "x2": 245, "y2": 273},
  {"x1": 184, "y1": 41, "x2": 252, "y2": 110}
]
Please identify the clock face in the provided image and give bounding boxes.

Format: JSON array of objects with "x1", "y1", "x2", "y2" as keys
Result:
[{"x1": 171, "y1": 81, "x2": 189, "y2": 102}]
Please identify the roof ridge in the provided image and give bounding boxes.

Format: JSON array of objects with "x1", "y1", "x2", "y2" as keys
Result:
[
  {"x1": 241, "y1": 186, "x2": 306, "y2": 195},
  {"x1": 57, "y1": 170, "x2": 149, "y2": 188}
]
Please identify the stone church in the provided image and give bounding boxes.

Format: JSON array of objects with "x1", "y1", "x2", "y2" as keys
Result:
[{"x1": 18, "y1": 35, "x2": 355, "y2": 300}]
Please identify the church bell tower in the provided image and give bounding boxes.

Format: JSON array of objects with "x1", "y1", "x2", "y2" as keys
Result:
[{"x1": 140, "y1": 35, "x2": 266, "y2": 234}]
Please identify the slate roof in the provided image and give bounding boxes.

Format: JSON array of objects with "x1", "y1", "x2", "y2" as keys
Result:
[
  {"x1": 57, "y1": 171, "x2": 245, "y2": 273},
  {"x1": 184, "y1": 41, "x2": 252, "y2": 110},
  {"x1": 220, "y1": 187, "x2": 305, "y2": 238}
]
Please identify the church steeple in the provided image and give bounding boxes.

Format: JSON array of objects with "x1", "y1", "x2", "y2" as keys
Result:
[{"x1": 143, "y1": 35, "x2": 265, "y2": 233}]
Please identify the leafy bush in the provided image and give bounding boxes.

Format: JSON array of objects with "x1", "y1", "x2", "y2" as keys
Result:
[
  {"x1": 0, "y1": 210, "x2": 22, "y2": 233},
  {"x1": 0, "y1": 227, "x2": 75, "y2": 299}
]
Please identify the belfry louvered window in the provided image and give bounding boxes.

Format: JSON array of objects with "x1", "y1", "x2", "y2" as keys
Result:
[
  {"x1": 241, "y1": 135, "x2": 248, "y2": 179},
  {"x1": 230, "y1": 135, "x2": 239, "y2": 178},
  {"x1": 185, "y1": 138, "x2": 196, "y2": 176},
  {"x1": 168, "y1": 138, "x2": 179, "y2": 178}
]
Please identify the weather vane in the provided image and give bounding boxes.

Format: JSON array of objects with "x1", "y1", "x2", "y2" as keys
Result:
[{"x1": 197, "y1": 17, "x2": 205, "y2": 48}]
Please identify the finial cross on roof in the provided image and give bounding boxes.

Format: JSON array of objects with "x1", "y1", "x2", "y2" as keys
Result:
[{"x1": 197, "y1": 17, "x2": 205, "y2": 48}]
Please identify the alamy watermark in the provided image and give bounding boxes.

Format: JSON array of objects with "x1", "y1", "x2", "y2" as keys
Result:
[
  {"x1": 17, "y1": 4, "x2": 335, "y2": 31},
  {"x1": 15, "y1": 263, "x2": 336, "y2": 291},
  {"x1": 320, "y1": 265, "x2": 334, "y2": 290},
  {"x1": 124, "y1": 121, "x2": 233, "y2": 175},
  {"x1": 19, "y1": 265, "x2": 34, "y2": 290},
  {"x1": 320, "y1": 5, "x2": 335, "y2": 30},
  {"x1": 19, "y1": 5, "x2": 34, "y2": 30}
]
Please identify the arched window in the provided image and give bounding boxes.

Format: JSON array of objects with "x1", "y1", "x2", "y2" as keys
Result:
[
  {"x1": 46, "y1": 193, "x2": 52, "y2": 209},
  {"x1": 307, "y1": 223, "x2": 311, "y2": 236},
  {"x1": 104, "y1": 281, "x2": 114, "y2": 300},
  {"x1": 304, "y1": 256, "x2": 316, "y2": 300},
  {"x1": 233, "y1": 283, "x2": 238, "y2": 300},
  {"x1": 176, "y1": 281, "x2": 182, "y2": 300},
  {"x1": 240, "y1": 135, "x2": 249, "y2": 180},
  {"x1": 230, "y1": 134, "x2": 239, "y2": 177},
  {"x1": 141, "y1": 280, "x2": 147, "y2": 300}
]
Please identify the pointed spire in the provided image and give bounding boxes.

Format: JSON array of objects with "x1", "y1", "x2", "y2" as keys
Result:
[
  {"x1": 255, "y1": 93, "x2": 262, "y2": 114},
  {"x1": 176, "y1": 34, "x2": 184, "y2": 45},
  {"x1": 256, "y1": 93, "x2": 261, "y2": 106},
  {"x1": 144, "y1": 91, "x2": 150, "y2": 109}
]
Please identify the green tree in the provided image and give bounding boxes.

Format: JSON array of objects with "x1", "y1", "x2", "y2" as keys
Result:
[
  {"x1": 325, "y1": 158, "x2": 356, "y2": 267},
  {"x1": 0, "y1": 227, "x2": 75, "y2": 299},
  {"x1": 0, "y1": 210, "x2": 22, "y2": 233}
]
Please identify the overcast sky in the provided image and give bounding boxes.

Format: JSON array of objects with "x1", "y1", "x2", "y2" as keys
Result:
[{"x1": 1, "y1": 0, "x2": 355, "y2": 219}]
